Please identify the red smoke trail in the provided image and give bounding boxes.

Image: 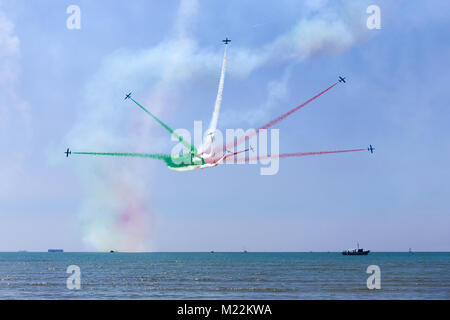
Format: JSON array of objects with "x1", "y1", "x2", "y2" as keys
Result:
[
  {"x1": 206, "y1": 148, "x2": 249, "y2": 164},
  {"x1": 258, "y1": 82, "x2": 338, "y2": 131},
  {"x1": 246, "y1": 148, "x2": 366, "y2": 162},
  {"x1": 222, "y1": 148, "x2": 249, "y2": 163},
  {"x1": 217, "y1": 82, "x2": 338, "y2": 154}
]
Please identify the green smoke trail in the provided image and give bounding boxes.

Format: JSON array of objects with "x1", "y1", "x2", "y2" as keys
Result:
[
  {"x1": 73, "y1": 151, "x2": 171, "y2": 160},
  {"x1": 73, "y1": 151, "x2": 196, "y2": 168},
  {"x1": 129, "y1": 98, "x2": 197, "y2": 154}
]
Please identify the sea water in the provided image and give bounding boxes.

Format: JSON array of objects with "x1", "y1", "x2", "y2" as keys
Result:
[{"x1": 0, "y1": 252, "x2": 448, "y2": 299}]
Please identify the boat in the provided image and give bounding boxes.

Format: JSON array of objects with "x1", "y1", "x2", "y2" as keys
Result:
[
  {"x1": 48, "y1": 249, "x2": 64, "y2": 253},
  {"x1": 342, "y1": 243, "x2": 370, "y2": 255}
]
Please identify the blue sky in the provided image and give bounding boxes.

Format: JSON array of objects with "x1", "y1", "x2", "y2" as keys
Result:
[{"x1": 0, "y1": 0, "x2": 449, "y2": 252}]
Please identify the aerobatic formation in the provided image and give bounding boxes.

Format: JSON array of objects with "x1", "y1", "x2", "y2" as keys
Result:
[{"x1": 66, "y1": 38, "x2": 374, "y2": 171}]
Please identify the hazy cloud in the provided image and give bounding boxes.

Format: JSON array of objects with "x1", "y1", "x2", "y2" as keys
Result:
[{"x1": 0, "y1": 10, "x2": 31, "y2": 198}]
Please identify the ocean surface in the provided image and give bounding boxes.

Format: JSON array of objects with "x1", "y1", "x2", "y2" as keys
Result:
[{"x1": 0, "y1": 252, "x2": 448, "y2": 299}]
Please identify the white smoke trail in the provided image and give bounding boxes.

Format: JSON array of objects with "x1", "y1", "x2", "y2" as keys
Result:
[
  {"x1": 199, "y1": 45, "x2": 228, "y2": 154},
  {"x1": 208, "y1": 45, "x2": 227, "y2": 136}
]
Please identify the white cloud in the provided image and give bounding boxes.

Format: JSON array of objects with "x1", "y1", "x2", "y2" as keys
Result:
[
  {"x1": 0, "y1": 11, "x2": 18, "y2": 57},
  {"x1": 221, "y1": 68, "x2": 293, "y2": 127}
]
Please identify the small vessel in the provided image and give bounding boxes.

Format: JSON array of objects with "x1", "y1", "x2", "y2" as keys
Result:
[
  {"x1": 342, "y1": 243, "x2": 370, "y2": 255},
  {"x1": 48, "y1": 249, "x2": 64, "y2": 253}
]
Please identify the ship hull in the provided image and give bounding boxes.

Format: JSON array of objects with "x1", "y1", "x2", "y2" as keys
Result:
[{"x1": 342, "y1": 250, "x2": 370, "y2": 255}]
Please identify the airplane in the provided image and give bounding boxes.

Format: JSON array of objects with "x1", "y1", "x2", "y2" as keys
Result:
[
  {"x1": 368, "y1": 145, "x2": 375, "y2": 153},
  {"x1": 65, "y1": 148, "x2": 71, "y2": 157},
  {"x1": 338, "y1": 76, "x2": 346, "y2": 83},
  {"x1": 222, "y1": 37, "x2": 231, "y2": 45},
  {"x1": 124, "y1": 92, "x2": 132, "y2": 100}
]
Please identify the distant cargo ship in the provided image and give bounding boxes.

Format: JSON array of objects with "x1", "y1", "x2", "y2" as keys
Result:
[
  {"x1": 342, "y1": 243, "x2": 370, "y2": 255},
  {"x1": 48, "y1": 249, "x2": 64, "y2": 253}
]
